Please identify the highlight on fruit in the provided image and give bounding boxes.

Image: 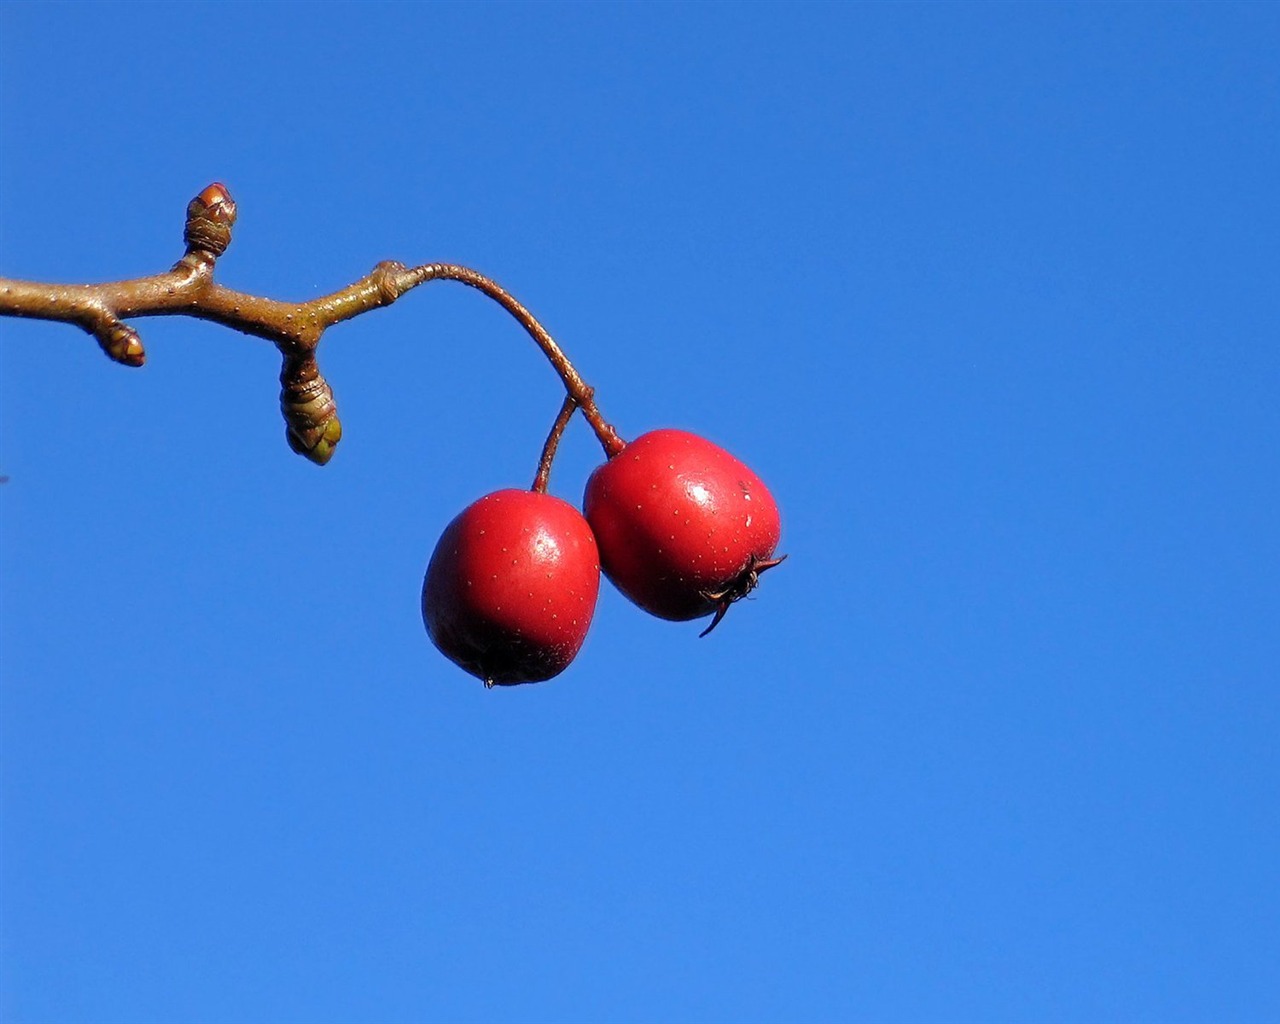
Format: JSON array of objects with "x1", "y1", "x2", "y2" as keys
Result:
[{"x1": 0, "y1": 181, "x2": 785, "y2": 688}]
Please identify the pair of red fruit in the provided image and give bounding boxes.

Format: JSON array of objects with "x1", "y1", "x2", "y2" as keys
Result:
[{"x1": 422, "y1": 428, "x2": 784, "y2": 687}]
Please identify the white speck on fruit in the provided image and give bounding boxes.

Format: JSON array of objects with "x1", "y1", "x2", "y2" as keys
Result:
[{"x1": 685, "y1": 482, "x2": 712, "y2": 505}]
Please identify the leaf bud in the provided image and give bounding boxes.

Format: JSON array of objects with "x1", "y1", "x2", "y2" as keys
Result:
[
  {"x1": 280, "y1": 354, "x2": 341, "y2": 465},
  {"x1": 184, "y1": 182, "x2": 237, "y2": 258},
  {"x1": 95, "y1": 321, "x2": 146, "y2": 366}
]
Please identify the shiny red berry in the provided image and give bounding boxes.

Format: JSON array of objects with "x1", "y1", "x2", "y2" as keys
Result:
[
  {"x1": 422, "y1": 489, "x2": 601, "y2": 686},
  {"x1": 584, "y1": 429, "x2": 784, "y2": 634}
]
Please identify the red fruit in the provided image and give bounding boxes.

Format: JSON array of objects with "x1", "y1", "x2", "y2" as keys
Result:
[
  {"x1": 584, "y1": 429, "x2": 784, "y2": 634},
  {"x1": 423, "y1": 489, "x2": 601, "y2": 686}
]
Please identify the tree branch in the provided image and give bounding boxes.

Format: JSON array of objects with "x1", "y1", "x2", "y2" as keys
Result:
[{"x1": 0, "y1": 182, "x2": 625, "y2": 465}]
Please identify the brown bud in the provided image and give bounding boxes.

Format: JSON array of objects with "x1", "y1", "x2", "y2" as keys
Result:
[
  {"x1": 184, "y1": 182, "x2": 238, "y2": 258},
  {"x1": 196, "y1": 183, "x2": 233, "y2": 209},
  {"x1": 280, "y1": 354, "x2": 341, "y2": 465},
  {"x1": 95, "y1": 321, "x2": 146, "y2": 367}
]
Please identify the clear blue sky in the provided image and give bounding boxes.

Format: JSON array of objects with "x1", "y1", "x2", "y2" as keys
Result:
[{"x1": 2, "y1": 3, "x2": 1278, "y2": 1021}]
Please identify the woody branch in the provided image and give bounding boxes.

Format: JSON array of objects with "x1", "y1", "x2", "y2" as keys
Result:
[{"x1": 0, "y1": 183, "x2": 623, "y2": 465}]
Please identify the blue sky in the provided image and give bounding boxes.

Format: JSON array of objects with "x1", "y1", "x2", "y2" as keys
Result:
[{"x1": 1, "y1": 3, "x2": 1277, "y2": 1021}]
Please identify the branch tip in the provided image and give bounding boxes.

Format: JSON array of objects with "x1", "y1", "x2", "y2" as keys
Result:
[{"x1": 184, "y1": 182, "x2": 237, "y2": 258}]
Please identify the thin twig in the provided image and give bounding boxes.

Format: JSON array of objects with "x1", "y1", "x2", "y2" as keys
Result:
[{"x1": 0, "y1": 183, "x2": 627, "y2": 463}]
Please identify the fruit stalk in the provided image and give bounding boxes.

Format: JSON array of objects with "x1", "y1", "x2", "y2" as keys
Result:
[
  {"x1": 398, "y1": 264, "x2": 626, "y2": 459},
  {"x1": 533, "y1": 395, "x2": 579, "y2": 494}
]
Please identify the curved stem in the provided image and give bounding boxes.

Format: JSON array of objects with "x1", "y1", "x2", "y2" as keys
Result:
[
  {"x1": 394, "y1": 264, "x2": 625, "y2": 458},
  {"x1": 532, "y1": 395, "x2": 578, "y2": 494}
]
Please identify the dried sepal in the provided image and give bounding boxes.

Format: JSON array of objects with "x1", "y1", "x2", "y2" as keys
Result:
[
  {"x1": 280, "y1": 353, "x2": 342, "y2": 465},
  {"x1": 94, "y1": 320, "x2": 146, "y2": 367},
  {"x1": 697, "y1": 554, "x2": 788, "y2": 637},
  {"x1": 184, "y1": 182, "x2": 237, "y2": 258}
]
